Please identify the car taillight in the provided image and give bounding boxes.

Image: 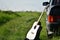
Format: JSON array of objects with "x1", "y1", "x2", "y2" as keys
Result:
[{"x1": 48, "y1": 15, "x2": 54, "y2": 23}]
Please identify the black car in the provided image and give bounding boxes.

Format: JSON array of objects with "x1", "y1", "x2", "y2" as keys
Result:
[{"x1": 43, "y1": 0, "x2": 60, "y2": 38}]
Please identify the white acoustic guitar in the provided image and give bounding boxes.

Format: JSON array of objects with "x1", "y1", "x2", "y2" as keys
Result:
[{"x1": 25, "y1": 5, "x2": 47, "y2": 40}]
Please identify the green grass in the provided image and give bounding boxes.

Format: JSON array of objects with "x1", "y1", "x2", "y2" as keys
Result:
[{"x1": 0, "y1": 11, "x2": 60, "y2": 40}]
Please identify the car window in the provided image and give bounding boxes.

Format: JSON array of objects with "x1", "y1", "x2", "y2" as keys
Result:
[{"x1": 52, "y1": 0, "x2": 60, "y2": 5}]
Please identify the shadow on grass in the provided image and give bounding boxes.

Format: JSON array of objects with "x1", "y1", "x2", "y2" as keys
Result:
[{"x1": 0, "y1": 17, "x2": 12, "y2": 26}]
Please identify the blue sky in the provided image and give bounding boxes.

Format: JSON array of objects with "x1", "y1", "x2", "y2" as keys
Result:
[{"x1": 0, "y1": 0, "x2": 49, "y2": 12}]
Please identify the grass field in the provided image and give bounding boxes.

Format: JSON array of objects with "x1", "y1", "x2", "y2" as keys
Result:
[{"x1": 0, "y1": 10, "x2": 60, "y2": 40}]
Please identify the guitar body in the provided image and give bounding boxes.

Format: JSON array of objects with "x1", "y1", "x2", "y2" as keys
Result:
[{"x1": 25, "y1": 21, "x2": 42, "y2": 40}]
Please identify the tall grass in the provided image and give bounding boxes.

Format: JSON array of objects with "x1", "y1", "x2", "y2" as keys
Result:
[{"x1": 0, "y1": 11, "x2": 60, "y2": 40}]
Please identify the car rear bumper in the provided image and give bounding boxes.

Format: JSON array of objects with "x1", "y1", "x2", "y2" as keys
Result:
[
  {"x1": 49, "y1": 22, "x2": 60, "y2": 27},
  {"x1": 47, "y1": 22, "x2": 60, "y2": 31}
]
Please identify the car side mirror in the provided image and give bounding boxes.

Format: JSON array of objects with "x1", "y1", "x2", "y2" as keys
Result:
[{"x1": 43, "y1": 2, "x2": 49, "y2": 6}]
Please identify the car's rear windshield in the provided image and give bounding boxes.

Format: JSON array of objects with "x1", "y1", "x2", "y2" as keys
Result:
[{"x1": 52, "y1": 0, "x2": 60, "y2": 5}]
